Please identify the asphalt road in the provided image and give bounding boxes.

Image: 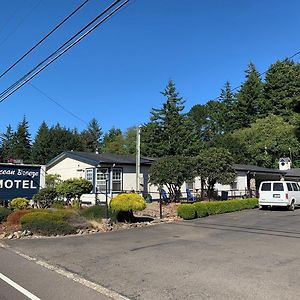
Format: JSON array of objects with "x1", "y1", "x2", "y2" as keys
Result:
[
  {"x1": 0, "y1": 246, "x2": 113, "y2": 300},
  {"x1": 2, "y1": 208, "x2": 300, "y2": 300}
]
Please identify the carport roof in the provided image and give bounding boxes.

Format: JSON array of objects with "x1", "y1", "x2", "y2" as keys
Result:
[{"x1": 234, "y1": 164, "x2": 285, "y2": 174}]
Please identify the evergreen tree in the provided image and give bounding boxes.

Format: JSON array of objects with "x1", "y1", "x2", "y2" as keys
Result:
[
  {"x1": 264, "y1": 59, "x2": 300, "y2": 116},
  {"x1": 219, "y1": 81, "x2": 236, "y2": 133},
  {"x1": 31, "y1": 121, "x2": 50, "y2": 164},
  {"x1": 123, "y1": 126, "x2": 137, "y2": 155},
  {"x1": 142, "y1": 80, "x2": 199, "y2": 157},
  {"x1": 11, "y1": 117, "x2": 31, "y2": 163},
  {"x1": 102, "y1": 127, "x2": 126, "y2": 154},
  {"x1": 0, "y1": 125, "x2": 15, "y2": 162},
  {"x1": 233, "y1": 63, "x2": 264, "y2": 128},
  {"x1": 81, "y1": 118, "x2": 103, "y2": 153}
]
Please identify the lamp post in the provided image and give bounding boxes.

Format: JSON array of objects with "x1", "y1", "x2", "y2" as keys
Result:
[{"x1": 105, "y1": 169, "x2": 109, "y2": 219}]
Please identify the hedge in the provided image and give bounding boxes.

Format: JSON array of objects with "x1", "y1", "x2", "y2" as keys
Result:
[
  {"x1": 110, "y1": 193, "x2": 146, "y2": 213},
  {"x1": 177, "y1": 198, "x2": 258, "y2": 220},
  {"x1": 177, "y1": 204, "x2": 196, "y2": 220}
]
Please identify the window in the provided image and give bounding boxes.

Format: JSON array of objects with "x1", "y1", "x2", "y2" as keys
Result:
[
  {"x1": 112, "y1": 168, "x2": 122, "y2": 191},
  {"x1": 287, "y1": 183, "x2": 293, "y2": 191},
  {"x1": 261, "y1": 183, "x2": 271, "y2": 191},
  {"x1": 230, "y1": 181, "x2": 237, "y2": 190},
  {"x1": 292, "y1": 183, "x2": 299, "y2": 191},
  {"x1": 85, "y1": 169, "x2": 93, "y2": 183},
  {"x1": 273, "y1": 183, "x2": 284, "y2": 191},
  {"x1": 96, "y1": 168, "x2": 109, "y2": 192}
]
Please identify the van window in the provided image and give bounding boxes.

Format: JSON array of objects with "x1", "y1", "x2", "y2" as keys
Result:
[
  {"x1": 261, "y1": 183, "x2": 271, "y2": 191},
  {"x1": 287, "y1": 183, "x2": 293, "y2": 191},
  {"x1": 273, "y1": 183, "x2": 284, "y2": 191},
  {"x1": 292, "y1": 183, "x2": 299, "y2": 191}
]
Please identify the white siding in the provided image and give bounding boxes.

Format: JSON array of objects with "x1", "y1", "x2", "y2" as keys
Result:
[{"x1": 47, "y1": 157, "x2": 94, "y2": 180}]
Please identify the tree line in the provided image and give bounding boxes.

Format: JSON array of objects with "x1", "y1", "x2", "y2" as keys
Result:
[
  {"x1": 0, "y1": 118, "x2": 138, "y2": 165},
  {"x1": 1, "y1": 58, "x2": 300, "y2": 171}
]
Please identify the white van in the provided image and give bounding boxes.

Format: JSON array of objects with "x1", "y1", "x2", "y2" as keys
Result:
[{"x1": 259, "y1": 181, "x2": 300, "y2": 210}]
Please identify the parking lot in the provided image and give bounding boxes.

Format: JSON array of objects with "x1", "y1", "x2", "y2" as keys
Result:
[{"x1": 3, "y1": 207, "x2": 300, "y2": 300}]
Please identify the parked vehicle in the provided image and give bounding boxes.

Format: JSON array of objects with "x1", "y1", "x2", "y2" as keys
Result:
[{"x1": 259, "y1": 181, "x2": 300, "y2": 210}]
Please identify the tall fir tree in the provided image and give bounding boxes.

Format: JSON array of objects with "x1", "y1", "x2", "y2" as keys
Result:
[
  {"x1": 102, "y1": 127, "x2": 126, "y2": 154},
  {"x1": 264, "y1": 59, "x2": 300, "y2": 116},
  {"x1": 31, "y1": 121, "x2": 50, "y2": 164},
  {"x1": 11, "y1": 116, "x2": 31, "y2": 163},
  {"x1": 219, "y1": 81, "x2": 236, "y2": 133},
  {"x1": 233, "y1": 63, "x2": 264, "y2": 129},
  {"x1": 81, "y1": 118, "x2": 103, "y2": 153},
  {"x1": 0, "y1": 125, "x2": 15, "y2": 162},
  {"x1": 142, "y1": 80, "x2": 200, "y2": 157}
]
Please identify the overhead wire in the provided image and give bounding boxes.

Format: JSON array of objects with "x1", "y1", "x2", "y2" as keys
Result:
[
  {"x1": 0, "y1": 0, "x2": 130, "y2": 103},
  {"x1": 29, "y1": 83, "x2": 88, "y2": 126},
  {"x1": 0, "y1": 0, "x2": 42, "y2": 47},
  {"x1": 213, "y1": 49, "x2": 300, "y2": 101},
  {"x1": 0, "y1": 0, "x2": 90, "y2": 80}
]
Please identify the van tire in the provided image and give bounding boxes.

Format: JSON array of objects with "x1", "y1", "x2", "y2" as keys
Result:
[{"x1": 289, "y1": 201, "x2": 295, "y2": 211}]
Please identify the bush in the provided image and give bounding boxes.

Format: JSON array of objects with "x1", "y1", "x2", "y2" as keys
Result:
[
  {"x1": 110, "y1": 193, "x2": 146, "y2": 212},
  {"x1": 6, "y1": 210, "x2": 32, "y2": 225},
  {"x1": 0, "y1": 207, "x2": 11, "y2": 222},
  {"x1": 32, "y1": 187, "x2": 57, "y2": 208},
  {"x1": 194, "y1": 202, "x2": 208, "y2": 218},
  {"x1": 177, "y1": 204, "x2": 196, "y2": 220},
  {"x1": 51, "y1": 202, "x2": 65, "y2": 209},
  {"x1": 21, "y1": 218, "x2": 75, "y2": 236},
  {"x1": 10, "y1": 198, "x2": 30, "y2": 210},
  {"x1": 177, "y1": 198, "x2": 258, "y2": 220},
  {"x1": 20, "y1": 210, "x2": 76, "y2": 236},
  {"x1": 80, "y1": 205, "x2": 104, "y2": 221}
]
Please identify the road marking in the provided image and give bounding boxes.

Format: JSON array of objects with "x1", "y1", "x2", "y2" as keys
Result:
[
  {"x1": 0, "y1": 272, "x2": 41, "y2": 300},
  {"x1": 0, "y1": 243, "x2": 131, "y2": 300}
]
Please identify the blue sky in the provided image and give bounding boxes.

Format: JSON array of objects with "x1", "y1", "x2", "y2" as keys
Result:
[{"x1": 0, "y1": 0, "x2": 299, "y2": 138}]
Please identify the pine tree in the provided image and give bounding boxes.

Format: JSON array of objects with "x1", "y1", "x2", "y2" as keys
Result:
[
  {"x1": 234, "y1": 63, "x2": 264, "y2": 129},
  {"x1": 264, "y1": 59, "x2": 300, "y2": 116},
  {"x1": 31, "y1": 121, "x2": 50, "y2": 164},
  {"x1": 219, "y1": 81, "x2": 236, "y2": 133},
  {"x1": 81, "y1": 118, "x2": 103, "y2": 153},
  {"x1": 142, "y1": 80, "x2": 200, "y2": 157},
  {"x1": 102, "y1": 128, "x2": 126, "y2": 154},
  {"x1": 11, "y1": 117, "x2": 31, "y2": 163},
  {"x1": 0, "y1": 125, "x2": 15, "y2": 162}
]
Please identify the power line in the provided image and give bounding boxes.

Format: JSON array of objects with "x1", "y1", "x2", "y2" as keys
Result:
[
  {"x1": 29, "y1": 83, "x2": 89, "y2": 126},
  {"x1": 0, "y1": 0, "x2": 130, "y2": 103},
  {"x1": 0, "y1": 0, "x2": 42, "y2": 48},
  {"x1": 214, "y1": 50, "x2": 300, "y2": 101},
  {"x1": 0, "y1": 0, "x2": 90, "y2": 80}
]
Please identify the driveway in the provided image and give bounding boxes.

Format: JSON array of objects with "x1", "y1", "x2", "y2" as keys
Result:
[{"x1": 3, "y1": 208, "x2": 300, "y2": 300}]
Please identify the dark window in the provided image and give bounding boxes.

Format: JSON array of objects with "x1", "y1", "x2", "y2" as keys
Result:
[
  {"x1": 261, "y1": 183, "x2": 271, "y2": 191},
  {"x1": 273, "y1": 183, "x2": 284, "y2": 191},
  {"x1": 287, "y1": 183, "x2": 293, "y2": 191},
  {"x1": 292, "y1": 183, "x2": 299, "y2": 191}
]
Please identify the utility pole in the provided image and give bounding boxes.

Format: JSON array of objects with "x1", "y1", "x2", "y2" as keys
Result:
[{"x1": 136, "y1": 126, "x2": 141, "y2": 192}]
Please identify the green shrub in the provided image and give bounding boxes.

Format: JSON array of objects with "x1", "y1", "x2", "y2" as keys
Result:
[
  {"x1": 10, "y1": 198, "x2": 30, "y2": 210},
  {"x1": 80, "y1": 205, "x2": 104, "y2": 221},
  {"x1": 177, "y1": 204, "x2": 196, "y2": 220},
  {"x1": 193, "y1": 202, "x2": 208, "y2": 218},
  {"x1": 177, "y1": 198, "x2": 258, "y2": 220},
  {"x1": 32, "y1": 187, "x2": 58, "y2": 208},
  {"x1": 110, "y1": 193, "x2": 146, "y2": 213},
  {"x1": 51, "y1": 202, "x2": 65, "y2": 209},
  {"x1": 0, "y1": 207, "x2": 11, "y2": 222},
  {"x1": 22, "y1": 218, "x2": 75, "y2": 236}
]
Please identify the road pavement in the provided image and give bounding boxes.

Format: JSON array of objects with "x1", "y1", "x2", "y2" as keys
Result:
[{"x1": 2, "y1": 207, "x2": 300, "y2": 299}]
